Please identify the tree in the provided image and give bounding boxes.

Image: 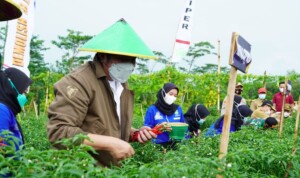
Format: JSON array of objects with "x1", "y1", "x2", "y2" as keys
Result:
[
  {"x1": 136, "y1": 57, "x2": 150, "y2": 74},
  {"x1": 0, "y1": 26, "x2": 7, "y2": 55},
  {"x1": 28, "y1": 35, "x2": 49, "y2": 75},
  {"x1": 192, "y1": 63, "x2": 230, "y2": 74},
  {"x1": 135, "y1": 51, "x2": 171, "y2": 74},
  {"x1": 183, "y1": 41, "x2": 216, "y2": 73},
  {"x1": 51, "y1": 29, "x2": 92, "y2": 74}
]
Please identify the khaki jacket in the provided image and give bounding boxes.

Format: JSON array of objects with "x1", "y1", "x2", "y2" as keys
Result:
[
  {"x1": 251, "y1": 108, "x2": 268, "y2": 119},
  {"x1": 47, "y1": 58, "x2": 134, "y2": 167},
  {"x1": 250, "y1": 98, "x2": 264, "y2": 111},
  {"x1": 220, "y1": 96, "x2": 247, "y2": 115}
]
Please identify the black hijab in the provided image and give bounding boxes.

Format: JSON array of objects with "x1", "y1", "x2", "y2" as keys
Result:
[
  {"x1": 0, "y1": 68, "x2": 32, "y2": 146},
  {"x1": 0, "y1": 68, "x2": 32, "y2": 115},
  {"x1": 154, "y1": 82, "x2": 179, "y2": 116},
  {"x1": 184, "y1": 104, "x2": 210, "y2": 133},
  {"x1": 215, "y1": 105, "x2": 252, "y2": 130}
]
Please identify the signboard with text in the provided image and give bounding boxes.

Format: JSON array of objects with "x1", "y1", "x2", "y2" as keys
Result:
[{"x1": 229, "y1": 34, "x2": 252, "y2": 73}]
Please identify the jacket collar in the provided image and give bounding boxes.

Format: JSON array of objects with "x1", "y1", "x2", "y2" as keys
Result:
[{"x1": 93, "y1": 58, "x2": 107, "y2": 79}]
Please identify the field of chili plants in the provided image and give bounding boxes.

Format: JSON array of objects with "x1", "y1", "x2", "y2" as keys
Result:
[{"x1": 1, "y1": 111, "x2": 300, "y2": 178}]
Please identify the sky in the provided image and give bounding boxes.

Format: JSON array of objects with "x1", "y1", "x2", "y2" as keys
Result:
[{"x1": 33, "y1": 0, "x2": 300, "y2": 76}]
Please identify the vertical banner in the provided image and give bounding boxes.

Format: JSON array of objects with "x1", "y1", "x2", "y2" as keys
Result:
[
  {"x1": 3, "y1": 0, "x2": 36, "y2": 77},
  {"x1": 170, "y1": 0, "x2": 193, "y2": 63}
]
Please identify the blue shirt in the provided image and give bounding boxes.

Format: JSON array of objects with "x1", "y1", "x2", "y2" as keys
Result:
[
  {"x1": 205, "y1": 119, "x2": 236, "y2": 137},
  {"x1": 0, "y1": 103, "x2": 23, "y2": 150},
  {"x1": 144, "y1": 105, "x2": 185, "y2": 144}
]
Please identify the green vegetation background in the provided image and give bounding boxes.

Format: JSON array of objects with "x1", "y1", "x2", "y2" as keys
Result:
[{"x1": 1, "y1": 67, "x2": 300, "y2": 177}]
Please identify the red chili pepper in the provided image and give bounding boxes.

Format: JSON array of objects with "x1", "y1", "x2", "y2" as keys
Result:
[
  {"x1": 151, "y1": 125, "x2": 164, "y2": 134},
  {"x1": 131, "y1": 131, "x2": 139, "y2": 142},
  {"x1": 131, "y1": 124, "x2": 166, "y2": 142}
]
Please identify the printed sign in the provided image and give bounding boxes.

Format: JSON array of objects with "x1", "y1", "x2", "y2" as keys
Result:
[{"x1": 229, "y1": 35, "x2": 252, "y2": 73}]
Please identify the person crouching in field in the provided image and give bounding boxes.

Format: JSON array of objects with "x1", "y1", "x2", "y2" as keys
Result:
[
  {"x1": 0, "y1": 68, "x2": 32, "y2": 151},
  {"x1": 205, "y1": 95, "x2": 253, "y2": 136},
  {"x1": 244, "y1": 100, "x2": 279, "y2": 129},
  {"x1": 184, "y1": 104, "x2": 210, "y2": 137},
  {"x1": 143, "y1": 82, "x2": 185, "y2": 149}
]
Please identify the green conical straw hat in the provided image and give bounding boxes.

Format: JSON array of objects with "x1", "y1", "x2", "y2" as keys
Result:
[
  {"x1": 79, "y1": 18, "x2": 157, "y2": 59},
  {"x1": 0, "y1": 0, "x2": 22, "y2": 21}
]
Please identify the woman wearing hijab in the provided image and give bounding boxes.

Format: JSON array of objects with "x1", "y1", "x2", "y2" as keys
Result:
[
  {"x1": 184, "y1": 104, "x2": 210, "y2": 137},
  {"x1": 143, "y1": 82, "x2": 185, "y2": 148},
  {"x1": 205, "y1": 95, "x2": 253, "y2": 136},
  {"x1": 0, "y1": 68, "x2": 32, "y2": 150}
]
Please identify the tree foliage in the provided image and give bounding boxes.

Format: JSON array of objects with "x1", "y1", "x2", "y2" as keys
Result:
[{"x1": 51, "y1": 29, "x2": 92, "y2": 74}]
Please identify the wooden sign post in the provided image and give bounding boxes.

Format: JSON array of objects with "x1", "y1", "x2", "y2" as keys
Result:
[
  {"x1": 217, "y1": 40, "x2": 221, "y2": 113},
  {"x1": 293, "y1": 96, "x2": 300, "y2": 149},
  {"x1": 284, "y1": 96, "x2": 300, "y2": 178},
  {"x1": 263, "y1": 70, "x2": 267, "y2": 88},
  {"x1": 279, "y1": 79, "x2": 288, "y2": 138},
  {"x1": 217, "y1": 32, "x2": 252, "y2": 178},
  {"x1": 218, "y1": 33, "x2": 238, "y2": 161}
]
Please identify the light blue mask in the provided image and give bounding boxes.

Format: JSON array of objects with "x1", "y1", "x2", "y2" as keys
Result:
[
  {"x1": 197, "y1": 119, "x2": 205, "y2": 125},
  {"x1": 195, "y1": 104, "x2": 205, "y2": 125},
  {"x1": 9, "y1": 79, "x2": 28, "y2": 108},
  {"x1": 109, "y1": 62, "x2": 135, "y2": 83}
]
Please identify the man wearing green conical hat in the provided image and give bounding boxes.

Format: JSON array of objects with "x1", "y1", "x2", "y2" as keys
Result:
[
  {"x1": 47, "y1": 19, "x2": 157, "y2": 167},
  {"x1": 0, "y1": 0, "x2": 22, "y2": 21}
]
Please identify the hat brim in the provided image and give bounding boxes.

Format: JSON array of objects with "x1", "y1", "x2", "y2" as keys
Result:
[
  {"x1": 0, "y1": 0, "x2": 22, "y2": 21},
  {"x1": 267, "y1": 104, "x2": 276, "y2": 112},
  {"x1": 79, "y1": 18, "x2": 157, "y2": 60}
]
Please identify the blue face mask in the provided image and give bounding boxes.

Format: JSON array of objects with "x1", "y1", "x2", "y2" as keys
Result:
[
  {"x1": 195, "y1": 104, "x2": 205, "y2": 125},
  {"x1": 9, "y1": 79, "x2": 28, "y2": 108},
  {"x1": 197, "y1": 119, "x2": 205, "y2": 125}
]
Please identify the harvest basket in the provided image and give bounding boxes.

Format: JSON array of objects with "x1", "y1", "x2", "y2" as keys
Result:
[{"x1": 168, "y1": 122, "x2": 188, "y2": 140}]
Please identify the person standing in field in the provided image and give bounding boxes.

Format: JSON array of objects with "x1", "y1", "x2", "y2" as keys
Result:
[
  {"x1": 47, "y1": 19, "x2": 158, "y2": 167},
  {"x1": 250, "y1": 87, "x2": 267, "y2": 111},
  {"x1": 272, "y1": 82, "x2": 294, "y2": 112}
]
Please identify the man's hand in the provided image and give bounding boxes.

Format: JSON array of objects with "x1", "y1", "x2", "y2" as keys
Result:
[
  {"x1": 84, "y1": 134, "x2": 134, "y2": 161},
  {"x1": 108, "y1": 137, "x2": 135, "y2": 161},
  {"x1": 139, "y1": 126, "x2": 158, "y2": 143}
]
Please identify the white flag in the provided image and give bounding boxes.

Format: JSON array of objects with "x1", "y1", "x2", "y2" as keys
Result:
[
  {"x1": 170, "y1": 0, "x2": 194, "y2": 63},
  {"x1": 4, "y1": 0, "x2": 36, "y2": 77}
]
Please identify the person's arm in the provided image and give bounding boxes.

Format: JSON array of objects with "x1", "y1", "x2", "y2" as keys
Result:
[
  {"x1": 290, "y1": 95, "x2": 295, "y2": 108},
  {"x1": 47, "y1": 76, "x2": 91, "y2": 145},
  {"x1": 220, "y1": 98, "x2": 226, "y2": 115},
  {"x1": 0, "y1": 107, "x2": 10, "y2": 146},
  {"x1": 250, "y1": 100, "x2": 256, "y2": 111},
  {"x1": 0, "y1": 107, "x2": 10, "y2": 132},
  {"x1": 272, "y1": 95, "x2": 276, "y2": 111},
  {"x1": 131, "y1": 106, "x2": 158, "y2": 143},
  {"x1": 131, "y1": 127, "x2": 157, "y2": 143},
  {"x1": 179, "y1": 106, "x2": 185, "y2": 123}
]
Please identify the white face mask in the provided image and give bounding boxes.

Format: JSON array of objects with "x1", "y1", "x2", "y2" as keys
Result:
[
  {"x1": 265, "y1": 110, "x2": 271, "y2": 116},
  {"x1": 258, "y1": 94, "x2": 266, "y2": 100},
  {"x1": 279, "y1": 88, "x2": 284, "y2": 92},
  {"x1": 109, "y1": 62, "x2": 135, "y2": 83},
  {"x1": 164, "y1": 94, "x2": 177, "y2": 105},
  {"x1": 284, "y1": 112, "x2": 290, "y2": 118}
]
